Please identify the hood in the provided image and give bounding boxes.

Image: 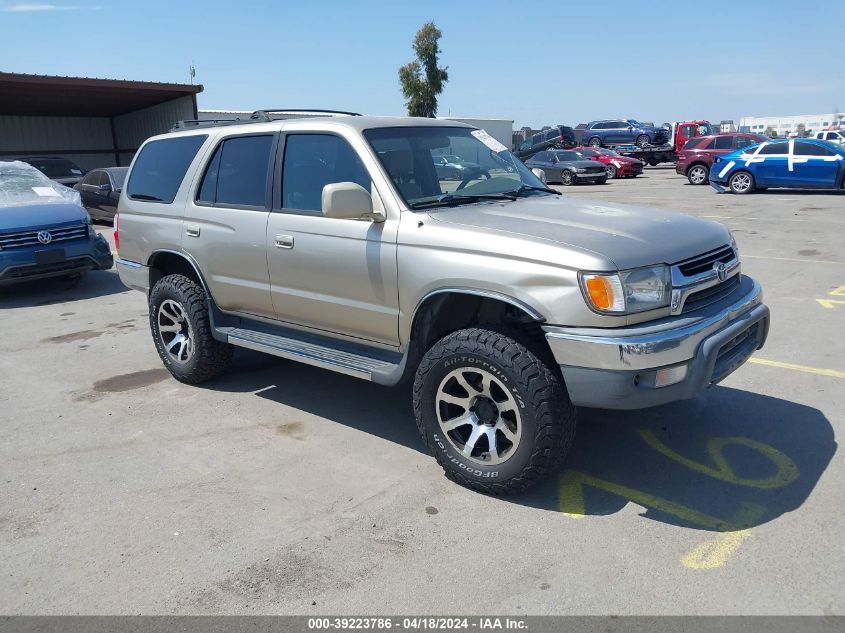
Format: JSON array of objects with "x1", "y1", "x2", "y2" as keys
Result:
[
  {"x1": 0, "y1": 203, "x2": 90, "y2": 233},
  {"x1": 424, "y1": 195, "x2": 730, "y2": 270}
]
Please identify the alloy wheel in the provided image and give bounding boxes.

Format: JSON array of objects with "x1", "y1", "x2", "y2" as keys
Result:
[
  {"x1": 730, "y1": 172, "x2": 752, "y2": 193},
  {"x1": 435, "y1": 367, "x2": 522, "y2": 466},
  {"x1": 157, "y1": 299, "x2": 193, "y2": 363},
  {"x1": 689, "y1": 165, "x2": 708, "y2": 184}
]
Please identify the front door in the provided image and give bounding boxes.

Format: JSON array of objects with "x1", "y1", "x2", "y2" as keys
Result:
[{"x1": 266, "y1": 131, "x2": 400, "y2": 346}]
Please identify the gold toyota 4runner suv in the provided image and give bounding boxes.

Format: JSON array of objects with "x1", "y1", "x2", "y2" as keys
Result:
[{"x1": 114, "y1": 110, "x2": 770, "y2": 495}]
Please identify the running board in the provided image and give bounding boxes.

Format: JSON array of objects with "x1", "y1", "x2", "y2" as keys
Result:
[{"x1": 219, "y1": 326, "x2": 403, "y2": 383}]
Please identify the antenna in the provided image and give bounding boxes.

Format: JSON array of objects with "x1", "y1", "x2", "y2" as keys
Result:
[{"x1": 189, "y1": 61, "x2": 196, "y2": 85}]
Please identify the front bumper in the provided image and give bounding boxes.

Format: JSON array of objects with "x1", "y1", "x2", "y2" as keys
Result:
[
  {"x1": 575, "y1": 171, "x2": 606, "y2": 180},
  {"x1": 543, "y1": 275, "x2": 769, "y2": 409},
  {"x1": 0, "y1": 233, "x2": 113, "y2": 286}
]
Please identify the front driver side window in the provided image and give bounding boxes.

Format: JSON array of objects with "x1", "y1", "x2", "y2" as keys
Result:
[{"x1": 282, "y1": 134, "x2": 371, "y2": 213}]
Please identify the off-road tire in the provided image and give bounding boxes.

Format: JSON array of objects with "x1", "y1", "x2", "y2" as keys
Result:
[
  {"x1": 412, "y1": 328, "x2": 577, "y2": 495},
  {"x1": 149, "y1": 274, "x2": 233, "y2": 384}
]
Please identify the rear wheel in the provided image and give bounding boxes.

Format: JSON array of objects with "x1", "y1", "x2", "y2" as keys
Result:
[
  {"x1": 149, "y1": 274, "x2": 233, "y2": 383},
  {"x1": 606, "y1": 164, "x2": 617, "y2": 179},
  {"x1": 636, "y1": 134, "x2": 651, "y2": 148},
  {"x1": 412, "y1": 328, "x2": 576, "y2": 495},
  {"x1": 588, "y1": 137, "x2": 601, "y2": 148},
  {"x1": 560, "y1": 170, "x2": 574, "y2": 186},
  {"x1": 728, "y1": 170, "x2": 755, "y2": 194},
  {"x1": 687, "y1": 164, "x2": 709, "y2": 185}
]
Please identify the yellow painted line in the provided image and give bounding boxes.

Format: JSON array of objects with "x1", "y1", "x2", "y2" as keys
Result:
[
  {"x1": 817, "y1": 298, "x2": 845, "y2": 309},
  {"x1": 742, "y1": 254, "x2": 845, "y2": 266},
  {"x1": 681, "y1": 504, "x2": 765, "y2": 570},
  {"x1": 681, "y1": 528, "x2": 753, "y2": 570},
  {"x1": 749, "y1": 358, "x2": 845, "y2": 379},
  {"x1": 829, "y1": 285, "x2": 845, "y2": 296}
]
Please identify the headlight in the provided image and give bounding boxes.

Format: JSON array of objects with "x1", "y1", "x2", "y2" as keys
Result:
[
  {"x1": 579, "y1": 265, "x2": 671, "y2": 314},
  {"x1": 87, "y1": 223, "x2": 96, "y2": 238},
  {"x1": 730, "y1": 232, "x2": 739, "y2": 255}
]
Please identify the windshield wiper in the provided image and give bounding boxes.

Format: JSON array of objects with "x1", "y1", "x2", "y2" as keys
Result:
[
  {"x1": 410, "y1": 192, "x2": 516, "y2": 209},
  {"x1": 507, "y1": 184, "x2": 561, "y2": 197}
]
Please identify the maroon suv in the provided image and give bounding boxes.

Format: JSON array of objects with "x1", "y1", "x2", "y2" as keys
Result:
[{"x1": 676, "y1": 133, "x2": 769, "y2": 185}]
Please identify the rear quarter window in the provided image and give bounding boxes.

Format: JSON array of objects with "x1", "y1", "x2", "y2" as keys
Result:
[{"x1": 127, "y1": 135, "x2": 207, "y2": 203}]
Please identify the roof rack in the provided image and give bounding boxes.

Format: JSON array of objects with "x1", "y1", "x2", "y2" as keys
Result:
[
  {"x1": 170, "y1": 118, "x2": 256, "y2": 131},
  {"x1": 250, "y1": 108, "x2": 362, "y2": 120},
  {"x1": 170, "y1": 109, "x2": 362, "y2": 132}
]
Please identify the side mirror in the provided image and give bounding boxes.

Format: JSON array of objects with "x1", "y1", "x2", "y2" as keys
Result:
[
  {"x1": 531, "y1": 168, "x2": 547, "y2": 184},
  {"x1": 98, "y1": 183, "x2": 111, "y2": 193},
  {"x1": 321, "y1": 182, "x2": 384, "y2": 222}
]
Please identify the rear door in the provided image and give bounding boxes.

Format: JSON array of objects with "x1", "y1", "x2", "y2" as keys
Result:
[
  {"x1": 792, "y1": 140, "x2": 840, "y2": 188},
  {"x1": 266, "y1": 130, "x2": 400, "y2": 345},
  {"x1": 181, "y1": 132, "x2": 276, "y2": 317}
]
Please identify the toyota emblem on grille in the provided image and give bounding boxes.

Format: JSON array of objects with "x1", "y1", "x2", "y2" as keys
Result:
[
  {"x1": 714, "y1": 262, "x2": 728, "y2": 282},
  {"x1": 37, "y1": 231, "x2": 53, "y2": 245}
]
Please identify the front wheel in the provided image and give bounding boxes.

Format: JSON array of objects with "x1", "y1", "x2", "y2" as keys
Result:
[
  {"x1": 687, "y1": 164, "x2": 709, "y2": 185},
  {"x1": 729, "y1": 170, "x2": 755, "y2": 194},
  {"x1": 560, "y1": 170, "x2": 575, "y2": 186},
  {"x1": 413, "y1": 328, "x2": 576, "y2": 495},
  {"x1": 149, "y1": 274, "x2": 234, "y2": 383},
  {"x1": 636, "y1": 134, "x2": 651, "y2": 148}
]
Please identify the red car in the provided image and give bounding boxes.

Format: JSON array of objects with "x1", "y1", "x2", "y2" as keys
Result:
[
  {"x1": 573, "y1": 146, "x2": 643, "y2": 179},
  {"x1": 676, "y1": 133, "x2": 769, "y2": 185}
]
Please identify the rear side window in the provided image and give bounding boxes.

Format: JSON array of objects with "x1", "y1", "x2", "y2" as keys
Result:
[
  {"x1": 794, "y1": 141, "x2": 835, "y2": 156},
  {"x1": 127, "y1": 135, "x2": 206, "y2": 203},
  {"x1": 735, "y1": 137, "x2": 756, "y2": 150},
  {"x1": 197, "y1": 134, "x2": 274, "y2": 207},
  {"x1": 281, "y1": 134, "x2": 371, "y2": 212},
  {"x1": 683, "y1": 138, "x2": 705, "y2": 150},
  {"x1": 712, "y1": 136, "x2": 734, "y2": 150}
]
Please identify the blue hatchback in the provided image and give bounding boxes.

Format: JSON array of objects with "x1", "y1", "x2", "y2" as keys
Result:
[
  {"x1": 709, "y1": 138, "x2": 845, "y2": 194},
  {"x1": 0, "y1": 161, "x2": 113, "y2": 286}
]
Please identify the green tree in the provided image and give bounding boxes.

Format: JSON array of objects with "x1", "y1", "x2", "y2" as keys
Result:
[
  {"x1": 399, "y1": 22, "x2": 449, "y2": 118},
  {"x1": 764, "y1": 127, "x2": 777, "y2": 138},
  {"x1": 796, "y1": 123, "x2": 807, "y2": 138}
]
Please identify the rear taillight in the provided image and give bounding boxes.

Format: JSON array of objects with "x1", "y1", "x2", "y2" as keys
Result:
[{"x1": 113, "y1": 213, "x2": 119, "y2": 252}]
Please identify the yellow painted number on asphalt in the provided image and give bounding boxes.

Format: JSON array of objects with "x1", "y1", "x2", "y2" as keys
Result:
[
  {"x1": 637, "y1": 430, "x2": 799, "y2": 489},
  {"x1": 559, "y1": 432, "x2": 799, "y2": 570}
]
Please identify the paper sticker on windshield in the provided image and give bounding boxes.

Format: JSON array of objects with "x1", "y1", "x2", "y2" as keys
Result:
[
  {"x1": 32, "y1": 187, "x2": 61, "y2": 197},
  {"x1": 71, "y1": 169, "x2": 83, "y2": 175},
  {"x1": 471, "y1": 130, "x2": 508, "y2": 153}
]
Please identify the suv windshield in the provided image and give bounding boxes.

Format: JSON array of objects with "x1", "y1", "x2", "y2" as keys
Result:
[
  {"x1": 365, "y1": 126, "x2": 547, "y2": 208},
  {"x1": 23, "y1": 158, "x2": 83, "y2": 178}
]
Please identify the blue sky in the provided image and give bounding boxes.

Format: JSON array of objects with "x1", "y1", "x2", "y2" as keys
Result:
[{"x1": 1, "y1": 0, "x2": 842, "y2": 128}]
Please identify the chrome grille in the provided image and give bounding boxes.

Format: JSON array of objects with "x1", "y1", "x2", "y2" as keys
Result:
[
  {"x1": 670, "y1": 244, "x2": 741, "y2": 315},
  {"x1": 678, "y1": 245, "x2": 735, "y2": 277},
  {"x1": 0, "y1": 223, "x2": 87, "y2": 250}
]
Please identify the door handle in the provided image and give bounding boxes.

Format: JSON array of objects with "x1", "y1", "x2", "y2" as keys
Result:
[
  {"x1": 185, "y1": 224, "x2": 200, "y2": 237},
  {"x1": 275, "y1": 234, "x2": 294, "y2": 249}
]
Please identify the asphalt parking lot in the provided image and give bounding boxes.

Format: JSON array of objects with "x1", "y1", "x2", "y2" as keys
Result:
[{"x1": 1, "y1": 167, "x2": 843, "y2": 615}]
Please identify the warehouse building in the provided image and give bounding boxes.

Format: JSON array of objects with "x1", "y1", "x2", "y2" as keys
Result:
[
  {"x1": 739, "y1": 112, "x2": 845, "y2": 137},
  {"x1": 0, "y1": 72, "x2": 202, "y2": 171}
]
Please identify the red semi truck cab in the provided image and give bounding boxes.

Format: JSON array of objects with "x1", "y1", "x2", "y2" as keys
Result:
[{"x1": 671, "y1": 120, "x2": 715, "y2": 154}]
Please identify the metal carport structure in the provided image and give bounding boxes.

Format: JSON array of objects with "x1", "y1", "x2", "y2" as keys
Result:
[{"x1": 0, "y1": 72, "x2": 202, "y2": 171}]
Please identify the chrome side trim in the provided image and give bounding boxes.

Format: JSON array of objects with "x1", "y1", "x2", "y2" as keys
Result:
[{"x1": 544, "y1": 276, "x2": 763, "y2": 371}]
